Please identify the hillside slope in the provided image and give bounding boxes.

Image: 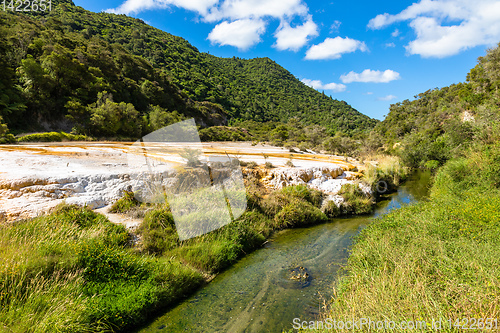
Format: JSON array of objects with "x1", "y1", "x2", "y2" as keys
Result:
[
  {"x1": 0, "y1": 0, "x2": 376, "y2": 138},
  {"x1": 375, "y1": 42, "x2": 500, "y2": 168}
]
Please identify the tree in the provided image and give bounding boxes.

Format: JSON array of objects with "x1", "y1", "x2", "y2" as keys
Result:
[{"x1": 89, "y1": 92, "x2": 141, "y2": 137}]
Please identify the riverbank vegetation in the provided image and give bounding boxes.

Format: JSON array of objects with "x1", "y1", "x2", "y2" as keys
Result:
[
  {"x1": 309, "y1": 142, "x2": 500, "y2": 332},
  {"x1": 0, "y1": 205, "x2": 204, "y2": 332},
  {"x1": 3, "y1": 174, "x2": 374, "y2": 331},
  {"x1": 298, "y1": 43, "x2": 500, "y2": 332}
]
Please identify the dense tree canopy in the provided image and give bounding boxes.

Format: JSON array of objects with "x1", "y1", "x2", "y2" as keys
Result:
[
  {"x1": 374, "y1": 42, "x2": 500, "y2": 168},
  {"x1": 0, "y1": 0, "x2": 376, "y2": 139}
]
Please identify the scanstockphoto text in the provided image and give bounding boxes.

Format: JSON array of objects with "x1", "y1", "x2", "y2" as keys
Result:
[
  {"x1": 292, "y1": 317, "x2": 499, "y2": 330},
  {"x1": 1, "y1": 0, "x2": 52, "y2": 12}
]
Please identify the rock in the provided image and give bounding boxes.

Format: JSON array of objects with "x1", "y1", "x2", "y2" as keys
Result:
[
  {"x1": 289, "y1": 266, "x2": 312, "y2": 288},
  {"x1": 264, "y1": 166, "x2": 345, "y2": 189}
]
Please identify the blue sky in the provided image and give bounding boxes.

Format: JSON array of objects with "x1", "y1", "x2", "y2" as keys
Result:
[{"x1": 73, "y1": 0, "x2": 500, "y2": 120}]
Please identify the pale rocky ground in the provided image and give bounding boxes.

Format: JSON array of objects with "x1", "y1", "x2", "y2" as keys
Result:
[{"x1": 0, "y1": 142, "x2": 366, "y2": 225}]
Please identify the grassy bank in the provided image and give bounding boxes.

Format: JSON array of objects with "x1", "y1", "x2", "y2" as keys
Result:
[
  {"x1": 0, "y1": 205, "x2": 204, "y2": 332},
  {"x1": 1, "y1": 156, "x2": 403, "y2": 332},
  {"x1": 1, "y1": 175, "x2": 348, "y2": 332},
  {"x1": 296, "y1": 144, "x2": 500, "y2": 332}
]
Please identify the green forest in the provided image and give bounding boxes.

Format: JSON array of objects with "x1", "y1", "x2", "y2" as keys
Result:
[{"x1": 0, "y1": 0, "x2": 376, "y2": 143}]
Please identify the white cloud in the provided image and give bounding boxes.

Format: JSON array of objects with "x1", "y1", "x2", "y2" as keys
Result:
[
  {"x1": 305, "y1": 37, "x2": 368, "y2": 60},
  {"x1": 208, "y1": 19, "x2": 266, "y2": 50},
  {"x1": 106, "y1": 0, "x2": 218, "y2": 16},
  {"x1": 301, "y1": 79, "x2": 346, "y2": 92},
  {"x1": 108, "y1": 0, "x2": 318, "y2": 51},
  {"x1": 391, "y1": 28, "x2": 400, "y2": 37},
  {"x1": 274, "y1": 16, "x2": 318, "y2": 51},
  {"x1": 378, "y1": 95, "x2": 398, "y2": 101},
  {"x1": 205, "y1": 0, "x2": 308, "y2": 22},
  {"x1": 330, "y1": 20, "x2": 341, "y2": 33},
  {"x1": 385, "y1": 42, "x2": 396, "y2": 48},
  {"x1": 340, "y1": 69, "x2": 401, "y2": 83},
  {"x1": 367, "y1": 0, "x2": 500, "y2": 58}
]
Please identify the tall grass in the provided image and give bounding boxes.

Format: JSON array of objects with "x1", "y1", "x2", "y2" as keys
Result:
[
  {"x1": 0, "y1": 205, "x2": 203, "y2": 332},
  {"x1": 136, "y1": 184, "x2": 328, "y2": 275},
  {"x1": 363, "y1": 155, "x2": 409, "y2": 195},
  {"x1": 297, "y1": 144, "x2": 500, "y2": 332}
]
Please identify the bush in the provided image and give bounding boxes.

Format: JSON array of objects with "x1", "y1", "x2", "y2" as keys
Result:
[
  {"x1": 110, "y1": 190, "x2": 139, "y2": 213},
  {"x1": 322, "y1": 200, "x2": 340, "y2": 218},
  {"x1": 279, "y1": 185, "x2": 324, "y2": 208},
  {"x1": 173, "y1": 240, "x2": 241, "y2": 273},
  {"x1": 338, "y1": 183, "x2": 374, "y2": 215},
  {"x1": 265, "y1": 161, "x2": 275, "y2": 169},
  {"x1": 198, "y1": 126, "x2": 252, "y2": 142},
  {"x1": 246, "y1": 161, "x2": 258, "y2": 169},
  {"x1": 235, "y1": 211, "x2": 273, "y2": 238},
  {"x1": 424, "y1": 159, "x2": 440, "y2": 170},
  {"x1": 261, "y1": 185, "x2": 324, "y2": 217},
  {"x1": 0, "y1": 133, "x2": 15, "y2": 143},
  {"x1": 138, "y1": 208, "x2": 179, "y2": 255}
]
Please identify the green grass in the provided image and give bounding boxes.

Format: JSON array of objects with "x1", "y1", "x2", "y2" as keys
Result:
[
  {"x1": 1, "y1": 177, "x2": 381, "y2": 332},
  {"x1": 135, "y1": 184, "x2": 328, "y2": 275},
  {"x1": 363, "y1": 155, "x2": 409, "y2": 195},
  {"x1": 297, "y1": 144, "x2": 500, "y2": 332},
  {"x1": 337, "y1": 183, "x2": 374, "y2": 215},
  {"x1": 0, "y1": 205, "x2": 204, "y2": 332},
  {"x1": 109, "y1": 190, "x2": 140, "y2": 213},
  {"x1": 17, "y1": 132, "x2": 90, "y2": 142}
]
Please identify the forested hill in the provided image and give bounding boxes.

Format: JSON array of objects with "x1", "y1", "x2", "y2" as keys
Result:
[
  {"x1": 374, "y1": 42, "x2": 500, "y2": 168},
  {"x1": 0, "y1": 0, "x2": 376, "y2": 139}
]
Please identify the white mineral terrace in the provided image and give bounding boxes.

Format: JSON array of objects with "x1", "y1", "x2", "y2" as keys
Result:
[{"x1": 0, "y1": 142, "x2": 365, "y2": 223}]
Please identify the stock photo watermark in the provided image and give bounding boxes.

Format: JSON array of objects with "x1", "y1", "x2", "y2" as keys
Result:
[{"x1": 292, "y1": 317, "x2": 499, "y2": 330}]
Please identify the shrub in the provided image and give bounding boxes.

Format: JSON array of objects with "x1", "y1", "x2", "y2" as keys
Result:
[
  {"x1": 17, "y1": 132, "x2": 88, "y2": 142},
  {"x1": 138, "y1": 208, "x2": 179, "y2": 255},
  {"x1": 173, "y1": 240, "x2": 241, "y2": 273},
  {"x1": 110, "y1": 190, "x2": 139, "y2": 213},
  {"x1": 0, "y1": 133, "x2": 15, "y2": 143},
  {"x1": 279, "y1": 185, "x2": 324, "y2": 208},
  {"x1": 265, "y1": 161, "x2": 274, "y2": 169},
  {"x1": 338, "y1": 183, "x2": 374, "y2": 215},
  {"x1": 424, "y1": 159, "x2": 440, "y2": 170},
  {"x1": 261, "y1": 192, "x2": 291, "y2": 216},
  {"x1": 322, "y1": 200, "x2": 340, "y2": 218},
  {"x1": 198, "y1": 126, "x2": 252, "y2": 142},
  {"x1": 246, "y1": 161, "x2": 258, "y2": 169},
  {"x1": 223, "y1": 219, "x2": 266, "y2": 254},
  {"x1": 274, "y1": 199, "x2": 327, "y2": 228}
]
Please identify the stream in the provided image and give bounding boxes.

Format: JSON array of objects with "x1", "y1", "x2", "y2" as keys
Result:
[{"x1": 138, "y1": 171, "x2": 432, "y2": 333}]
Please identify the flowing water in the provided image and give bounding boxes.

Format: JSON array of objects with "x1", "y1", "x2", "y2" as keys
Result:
[{"x1": 139, "y1": 172, "x2": 432, "y2": 333}]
